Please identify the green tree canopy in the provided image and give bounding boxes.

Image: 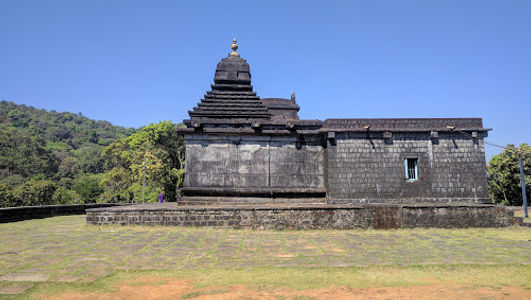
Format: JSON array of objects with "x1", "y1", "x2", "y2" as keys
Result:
[
  {"x1": 0, "y1": 127, "x2": 59, "y2": 178},
  {"x1": 487, "y1": 143, "x2": 530, "y2": 206},
  {"x1": 0, "y1": 100, "x2": 135, "y2": 207},
  {"x1": 73, "y1": 173, "x2": 104, "y2": 203},
  {"x1": 101, "y1": 121, "x2": 185, "y2": 203},
  {"x1": 11, "y1": 179, "x2": 59, "y2": 206}
]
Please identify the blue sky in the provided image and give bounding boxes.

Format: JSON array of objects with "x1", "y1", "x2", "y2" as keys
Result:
[{"x1": 1, "y1": 0, "x2": 529, "y2": 160}]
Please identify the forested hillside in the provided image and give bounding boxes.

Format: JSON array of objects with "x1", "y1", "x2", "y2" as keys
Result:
[{"x1": 0, "y1": 100, "x2": 135, "y2": 207}]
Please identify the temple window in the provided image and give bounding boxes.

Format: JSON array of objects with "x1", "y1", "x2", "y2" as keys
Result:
[{"x1": 404, "y1": 158, "x2": 418, "y2": 181}]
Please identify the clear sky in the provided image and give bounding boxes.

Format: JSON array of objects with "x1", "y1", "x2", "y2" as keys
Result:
[{"x1": 1, "y1": 0, "x2": 529, "y2": 160}]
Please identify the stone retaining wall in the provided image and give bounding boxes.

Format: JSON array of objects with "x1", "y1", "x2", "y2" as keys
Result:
[
  {"x1": 86, "y1": 203, "x2": 522, "y2": 229},
  {"x1": 0, "y1": 204, "x2": 125, "y2": 223}
]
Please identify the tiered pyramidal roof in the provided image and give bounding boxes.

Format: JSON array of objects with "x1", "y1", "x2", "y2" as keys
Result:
[{"x1": 188, "y1": 39, "x2": 272, "y2": 119}]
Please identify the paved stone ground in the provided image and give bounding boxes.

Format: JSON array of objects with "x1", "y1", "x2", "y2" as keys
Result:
[{"x1": 0, "y1": 215, "x2": 530, "y2": 288}]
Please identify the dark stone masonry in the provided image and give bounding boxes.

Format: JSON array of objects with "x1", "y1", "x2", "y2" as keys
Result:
[
  {"x1": 86, "y1": 203, "x2": 522, "y2": 229},
  {"x1": 88, "y1": 39, "x2": 520, "y2": 228},
  {"x1": 177, "y1": 39, "x2": 490, "y2": 205},
  {"x1": 0, "y1": 203, "x2": 123, "y2": 223}
]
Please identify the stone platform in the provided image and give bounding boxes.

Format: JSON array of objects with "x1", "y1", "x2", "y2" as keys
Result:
[{"x1": 86, "y1": 203, "x2": 522, "y2": 229}]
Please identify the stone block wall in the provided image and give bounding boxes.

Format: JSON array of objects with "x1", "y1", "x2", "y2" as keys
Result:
[
  {"x1": 86, "y1": 203, "x2": 522, "y2": 229},
  {"x1": 0, "y1": 203, "x2": 124, "y2": 223},
  {"x1": 182, "y1": 119, "x2": 490, "y2": 204},
  {"x1": 184, "y1": 134, "x2": 325, "y2": 191},
  {"x1": 326, "y1": 132, "x2": 489, "y2": 203}
]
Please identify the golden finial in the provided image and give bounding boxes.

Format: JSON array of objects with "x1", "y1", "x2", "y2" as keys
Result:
[{"x1": 230, "y1": 37, "x2": 239, "y2": 56}]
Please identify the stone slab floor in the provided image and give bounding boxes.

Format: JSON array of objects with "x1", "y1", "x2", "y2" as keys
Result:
[{"x1": 0, "y1": 215, "x2": 530, "y2": 291}]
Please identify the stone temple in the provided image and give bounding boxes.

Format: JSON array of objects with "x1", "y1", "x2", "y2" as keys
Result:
[
  {"x1": 177, "y1": 39, "x2": 490, "y2": 206},
  {"x1": 87, "y1": 40, "x2": 523, "y2": 229}
]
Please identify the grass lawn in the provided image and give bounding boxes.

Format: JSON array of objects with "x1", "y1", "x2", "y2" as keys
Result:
[{"x1": 0, "y1": 215, "x2": 529, "y2": 299}]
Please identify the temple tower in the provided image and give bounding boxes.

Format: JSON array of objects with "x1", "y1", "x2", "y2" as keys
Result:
[{"x1": 178, "y1": 39, "x2": 325, "y2": 205}]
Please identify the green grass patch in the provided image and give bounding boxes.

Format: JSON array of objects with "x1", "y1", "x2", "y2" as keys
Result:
[
  {"x1": 173, "y1": 264, "x2": 531, "y2": 290},
  {"x1": 1, "y1": 215, "x2": 530, "y2": 299},
  {"x1": 181, "y1": 289, "x2": 229, "y2": 299}
]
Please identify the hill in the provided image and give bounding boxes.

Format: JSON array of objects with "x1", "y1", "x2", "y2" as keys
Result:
[{"x1": 0, "y1": 100, "x2": 135, "y2": 207}]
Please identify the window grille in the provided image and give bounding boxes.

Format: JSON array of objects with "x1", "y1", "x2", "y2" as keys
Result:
[{"x1": 404, "y1": 158, "x2": 418, "y2": 181}]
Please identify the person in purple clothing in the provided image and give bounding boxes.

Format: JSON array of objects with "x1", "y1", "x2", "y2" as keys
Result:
[{"x1": 158, "y1": 192, "x2": 164, "y2": 203}]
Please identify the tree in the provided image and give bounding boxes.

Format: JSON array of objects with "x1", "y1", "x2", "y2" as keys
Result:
[
  {"x1": 73, "y1": 173, "x2": 104, "y2": 203},
  {"x1": 52, "y1": 187, "x2": 81, "y2": 204},
  {"x1": 74, "y1": 145, "x2": 105, "y2": 174},
  {"x1": 58, "y1": 156, "x2": 81, "y2": 179},
  {"x1": 487, "y1": 144, "x2": 530, "y2": 206},
  {"x1": 0, "y1": 100, "x2": 136, "y2": 207},
  {"x1": 0, "y1": 183, "x2": 13, "y2": 207},
  {"x1": 11, "y1": 180, "x2": 58, "y2": 206},
  {"x1": 100, "y1": 121, "x2": 185, "y2": 203},
  {"x1": 0, "y1": 127, "x2": 59, "y2": 178}
]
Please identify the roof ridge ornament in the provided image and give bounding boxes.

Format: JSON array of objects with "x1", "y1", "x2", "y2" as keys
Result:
[{"x1": 230, "y1": 37, "x2": 239, "y2": 56}]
